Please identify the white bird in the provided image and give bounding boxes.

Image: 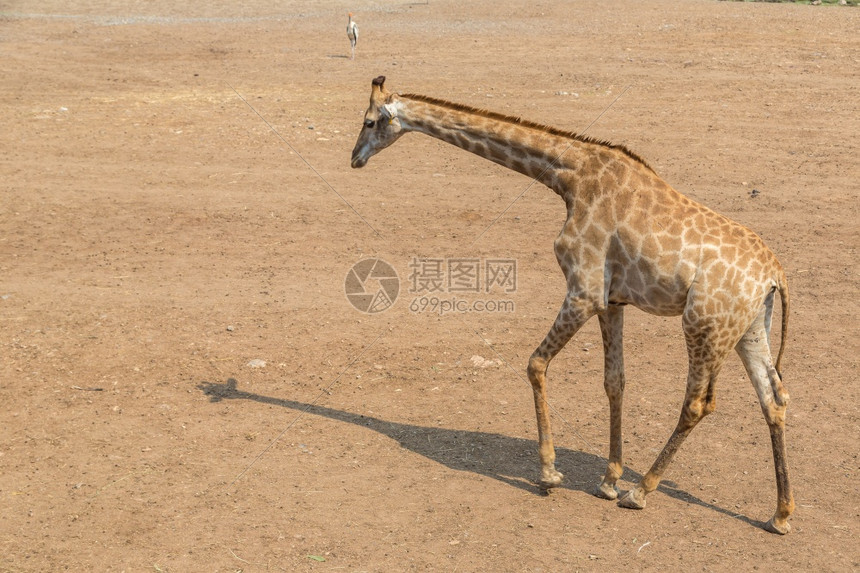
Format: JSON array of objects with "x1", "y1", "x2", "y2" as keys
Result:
[{"x1": 347, "y1": 13, "x2": 358, "y2": 60}]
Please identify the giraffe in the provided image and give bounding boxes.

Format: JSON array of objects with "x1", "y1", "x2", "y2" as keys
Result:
[{"x1": 350, "y1": 76, "x2": 794, "y2": 534}]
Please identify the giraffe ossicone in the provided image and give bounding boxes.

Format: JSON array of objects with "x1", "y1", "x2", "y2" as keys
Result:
[{"x1": 351, "y1": 76, "x2": 794, "y2": 535}]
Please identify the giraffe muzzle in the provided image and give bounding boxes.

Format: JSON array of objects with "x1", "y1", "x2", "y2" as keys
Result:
[{"x1": 350, "y1": 149, "x2": 368, "y2": 168}]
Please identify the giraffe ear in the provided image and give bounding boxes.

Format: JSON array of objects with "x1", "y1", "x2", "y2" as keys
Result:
[
  {"x1": 380, "y1": 103, "x2": 401, "y2": 132},
  {"x1": 380, "y1": 103, "x2": 397, "y2": 120}
]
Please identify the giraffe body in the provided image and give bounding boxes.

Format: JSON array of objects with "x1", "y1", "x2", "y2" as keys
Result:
[{"x1": 351, "y1": 76, "x2": 793, "y2": 534}]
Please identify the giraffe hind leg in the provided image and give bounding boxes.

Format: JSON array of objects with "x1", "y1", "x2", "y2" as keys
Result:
[
  {"x1": 736, "y1": 305, "x2": 794, "y2": 534},
  {"x1": 619, "y1": 310, "x2": 735, "y2": 510}
]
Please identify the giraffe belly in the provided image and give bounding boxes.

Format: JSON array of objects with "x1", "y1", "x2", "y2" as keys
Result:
[
  {"x1": 606, "y1": 275, "x2": 689, "y2": 317},
  {"x1": 610, "y1": 292, "x2": 686, "y2": 316}
]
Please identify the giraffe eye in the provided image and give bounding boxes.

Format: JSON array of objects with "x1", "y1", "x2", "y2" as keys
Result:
[{"x1": 364, "y1": 119, "x2": 376, "y2": 129}]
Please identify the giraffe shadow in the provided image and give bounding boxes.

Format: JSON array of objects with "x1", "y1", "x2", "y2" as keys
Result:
[{"x1": 198, "y1": 378, "x2": 764, "y2": 529}]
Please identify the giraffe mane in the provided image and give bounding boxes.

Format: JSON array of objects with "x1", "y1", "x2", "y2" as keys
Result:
[{"x1": 400, "y1": 93, "x2": 653, "y2": 172}]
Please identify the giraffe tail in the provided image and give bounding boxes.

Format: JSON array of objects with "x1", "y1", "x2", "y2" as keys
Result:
[{"x1": 775, "y1": 268, "x2": 789, "y2": 380}]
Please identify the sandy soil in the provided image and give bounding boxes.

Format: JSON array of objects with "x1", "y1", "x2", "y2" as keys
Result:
[{"x1": 1, "y1": 0, "x2": 858, "y2": 570}]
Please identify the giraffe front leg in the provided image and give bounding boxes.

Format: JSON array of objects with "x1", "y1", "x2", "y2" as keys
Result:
[
  {"x1": 527, "y1": 296, "x2": 593, "y2": 491},
  {"x1": 595, "y1": 305, "x2": 625, "y2": 501},
  {"x1": 528, "y1": 353, "x2": 563, "y2": 490}
]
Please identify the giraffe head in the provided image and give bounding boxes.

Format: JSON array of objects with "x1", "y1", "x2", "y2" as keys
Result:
[{"x1": 350, "y1": 76, "x2": 404, "y2": 168}]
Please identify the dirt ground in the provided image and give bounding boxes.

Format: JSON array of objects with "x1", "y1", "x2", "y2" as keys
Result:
[{"x1": 1, "y1": 0, "x2": 858, "y2": 570}]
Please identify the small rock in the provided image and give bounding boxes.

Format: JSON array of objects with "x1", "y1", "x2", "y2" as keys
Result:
[
  {"x1": 750, "y1": 189, "x2": 760, "y2": 199},
  {"x1": 247, "y1": 359, "x2": 266, "y2": 368},
  {"x1": 470, "y1": 355, "x2": 500, "y2": 368},
  {"x1": 226, "y1": 325, "x2": 234, "y2": 332}
]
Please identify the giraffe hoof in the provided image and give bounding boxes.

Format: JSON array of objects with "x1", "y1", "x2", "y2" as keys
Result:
[
  {"x1": 618, "y1": 488, "x2": 646, "y2": 510},
  {"x1": 539, "y1": 469, "x2": 564, "y2": 490},
  {"x1": 594, "y1": 482, "x2": 619, "y2": 500},
  {"x1": 764, "y1": 517, "x2": 791, "y2": 535}
]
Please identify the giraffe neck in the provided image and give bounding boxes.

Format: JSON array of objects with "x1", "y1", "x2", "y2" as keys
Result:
[
  {"x1": 393, "y1": 94, "x2": 645, "y2": 199},
  {"x1": 396, "y1": 95, "x2": 569, "y2": 188}
]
